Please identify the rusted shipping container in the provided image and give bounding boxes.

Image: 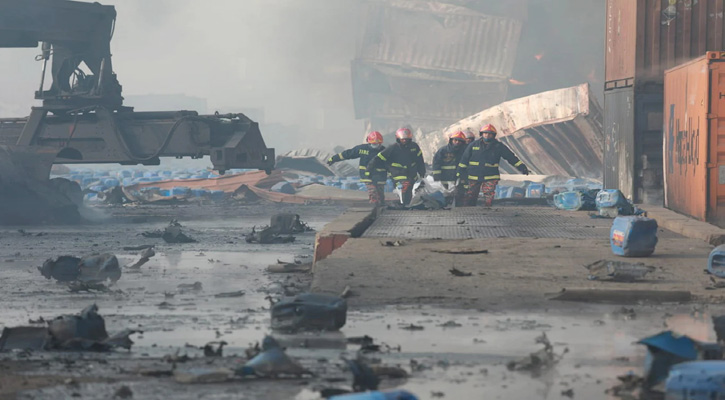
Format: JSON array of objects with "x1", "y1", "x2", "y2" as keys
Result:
[
  {"x1": 357, "y1": 0, "x2": 523, "y2": 79},
  {"x1": 664, "y1": 52, "x2": 725, "y2": 225},
  {"x1": 605, "y1": 0, "x2": 725, "y2": 89},
  {"x1": 603, "y1": 86, "x2": 664, "y2": 203}
]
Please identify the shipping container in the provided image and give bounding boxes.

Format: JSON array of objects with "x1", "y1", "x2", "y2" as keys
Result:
[
  {"x1": 357, "y1": 1, "x2": 523, "y2": 79},
  {"x1": 663, "y1": 52, "x2": 725, "y2": 225},
  {"x1": 603, "y1": 85, "x2": 664, "y2": 203},
  {"x1": 605, "y1": 0, "x2": 725, "y2": 89}
]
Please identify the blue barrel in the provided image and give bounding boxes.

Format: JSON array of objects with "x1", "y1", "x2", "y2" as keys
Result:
[
  {"x1": 665, "y1": 361, "x2": 725, "y2": 400},
  {"x1": 171, "y1": 187, "x2": 191, "y2": 196},
  {"x1": 81, "y1": 177, "x2": 96, "y2": 187},
  {"x1": 526, "y1": 183, "x2": 546, "y2": 198},
  {"x1": 610, "y1": 216, "x2": 658, "y2": 257},
  {"x1": 117, "y1": 170, "x2": 133, "y2": 179},
  {"x1": 160, "y1": 170, "x2": 173, "y2": 177},
  {"x1": 554, "y1": 191, "x2": 584, "y2": 210},
  {"x1": 329, "y1": 390, "x2": 418, "y2": 400},
  {"x1": 143, "y1": 171, "x2": 158, "y2": 178},
  {"x1": 384, "y1": 180, "x2": 395, "y2": 193},
  {"x1": 159, "y1": 189, "x2": 170, "y2": 197},
  {"x1": 89, "y1": 185, "x2": 106, "y2": 192},
  {"x1": 708, "y1": 245, "x2": 725, "y2": 278},
  {"x1": 132, "y1": 170, "x2": 144, "y2": 178}
]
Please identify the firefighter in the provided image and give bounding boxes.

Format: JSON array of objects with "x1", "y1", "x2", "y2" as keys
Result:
[
  {"x1": 368, "y1": 127, "x2": 425, "y2": 207},
  {"x1": 458, "y1": 124, "x2": 529, "y2": 207},
  {"x1": 327, "y1": 131, "x2": 387, "y2": 205},
  {"x1": 464, "y1": 129, "x2": 476, "y2": 145},
  {"x1": 432, "y1": 131, "x2": 467, "y2": 206}
]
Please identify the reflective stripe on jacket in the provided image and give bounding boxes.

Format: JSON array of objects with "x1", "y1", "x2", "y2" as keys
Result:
[
  {"x1": 457, "y1": 138, "x2": 523, "y2": 182},
  {"x1": 329, "y1": 143, "x2": 386, "y2": 183},
  {"x1": 368, "y1": 142, "x2": 425, "y2": 181},
  {"x1": 432, "y1": 143, "x2": 465, "y2": 182}
]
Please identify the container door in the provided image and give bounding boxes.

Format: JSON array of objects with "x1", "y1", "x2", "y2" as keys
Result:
[{"x1": 709, "y1": 59, "x2": 725, "y2": 225}]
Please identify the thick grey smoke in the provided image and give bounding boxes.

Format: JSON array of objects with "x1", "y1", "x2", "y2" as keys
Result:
[{"x1": 0, "y1": 0, "x2": 364, "y2": 154}]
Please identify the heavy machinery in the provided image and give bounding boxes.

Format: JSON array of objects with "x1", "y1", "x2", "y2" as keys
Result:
[{"x1": 0, "y1": 0, "x2": 275, "y2": 223}]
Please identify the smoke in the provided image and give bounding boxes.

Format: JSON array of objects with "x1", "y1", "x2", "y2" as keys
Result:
[{"x1": 0, "y1": 0, "x2": 364, "y2": 154}]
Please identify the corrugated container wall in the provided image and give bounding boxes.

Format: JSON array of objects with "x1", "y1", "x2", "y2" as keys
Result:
[
  {"x1": 664, "y1": 52, "x2": 725, "y2": 226},
  {"x1": 603, "y1": 86, "x2": 664, "y2": 203},
  {"x1": 357, "y1": 1, "x2": 522, "y2": 79},
  {"x1": 606, "y1": 0, "x2": 725, "y2": 89}
]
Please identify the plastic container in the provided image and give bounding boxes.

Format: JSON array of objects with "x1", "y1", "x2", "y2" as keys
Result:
[
  {"x1": 192, "y1": 189, "x2": 208, "y2": 197},
  {"x1": 526, "y1": 183, "x2": 546, "y2": 198},
  {"x1": 665, "y1": 361, "x2": 725, "y2": 400},
  {"x1": 610, "y1": 216, "x2": 658, "y2": 257},
  {"x1": 597, "y1": 189, "x2": 634, "y2": 217},
  {"x1": 171, "y1": 187, "x2": 191, "y2": 196},
  {"x1": 554, "y1": 191, "x2": 597, "y2": 211},
  {"x1": 708, "y1": 245, "x2": 725, "y2": 278},
  {"x1": 103, "y1": 178, "x2": 120, "y2": 187},
  {"x1": 329, "y1": 390, "x2": 418, "y2": 400}
]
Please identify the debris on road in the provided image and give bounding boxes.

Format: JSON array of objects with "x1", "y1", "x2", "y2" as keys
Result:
[
  {"x1": 707, "y1": 276, "x2": 725, "y2": 290},
  {"x1": 203, "y1": 341, "x2": 227, "y2": 357},
  {"x1": 431, "y1": 248, "x2": 488, "y2": 255},
  {"x1": 214, "y1": 290, "x2": 245, "y2": 298},
  {"x1": 39, "y1": 253, "x2": 122, "y2": 283},
  {"x1": 142, "y1": 220, "x2": 197, "y2": 243},
  {"x1": 328, "y1": 390, "x2": 419, "y2": 400},
  {"x1": 0, "y1": 304, "x2": 138, "y2": 352},
  {"x1": 126, "y1": 247, "x2": 155, "y2": 269},
  {"x1": 245, "y1": 225, "x2": 295, "y2": 244},
  {"x1": 605, "y1": 373, "x2": 644, "y2": 398},
  {"x1": 399, "y1": 324, "x2": 424, "y2": 331},
  {"x1": 236, "y1": 336, "x2": 311, "y2": 378},
  {"x1": 113, "y1": 385, "x2": 133, "y2": 399},
  {"x1": 549, "y1": 288, "x2": 692, "y2": 304},
  {"x1": 506, "y1": 333, "x2": 566, "y2": 377},
  {"x1": 271, "y1": 293, "x2": 347, "y2": 332},
  {"x1": 380, "y1": 240, "x2": 405, "y2": 247},
  {"x1": 266, "y1": 261, "x2": 311, "y2": 274},
  {"x1": 343, "y1": 356, "x2": 380, "y2": 391},
  {"x1": 177, "y1": 282, "x2": 203, "y2": 293},
  {"x1": 269, "y1": 213, "x2": 313, "y2": 234},
  {"x1": 584, "y1": 260, "x2": 656, "y2": 282},
  {"x1": 449, "y1": 267, "x2": 472, "y2": 277},
  {"x1": 174, "y1": 367, "x2": 235, "y2": 384}
]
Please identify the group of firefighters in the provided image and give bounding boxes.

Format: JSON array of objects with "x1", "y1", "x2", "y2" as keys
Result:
[{"x1": 327, "y1": 125, "x2": 529, "y2": 207}]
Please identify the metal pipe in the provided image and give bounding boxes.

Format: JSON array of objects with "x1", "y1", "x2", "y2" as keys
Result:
[{"x1": 96, "y1": 57, "x2": 106, "y2": 95}]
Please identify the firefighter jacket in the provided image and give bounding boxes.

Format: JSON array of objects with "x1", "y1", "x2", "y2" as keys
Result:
[
  {"x1": 432, "y1": 143, "x2": 465, "y2": 182},
  {"x1": 457, "y1": 138, "x2": 526, "y2": 182},
  {"x1": 328, "y1": 144, "x2": 387, "y2": 184},
  {"x1": 368, "y1": 142, "x2": 426, "y2": 181}
]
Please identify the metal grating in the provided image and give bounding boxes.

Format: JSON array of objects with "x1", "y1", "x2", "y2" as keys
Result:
[{"x1": 362, "y1": 207, "x2": 610, "y2": 239}]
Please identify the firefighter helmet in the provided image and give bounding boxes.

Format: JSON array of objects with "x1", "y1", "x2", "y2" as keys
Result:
[
  {"x1": 395, "y1": 127, "x2": 413, "y2": 140},
  {"x1": 480, "y1": 124, "x2": 498, "y2": 136},
  {"x1": 449, "y1": 131, "x2": 467, "y2": 141},
  {"x1": 366, "y1": 131, "x2": 383, "y2": 144},
  {"x1": 464, "y1": 130, "x2": 476, "y2": 143}
]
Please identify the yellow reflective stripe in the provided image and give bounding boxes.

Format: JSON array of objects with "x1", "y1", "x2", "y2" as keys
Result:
[
  {"x1": 338, "y1": 153, "x2": 344, "y2": 159},
  {"x1": 377, "y1": 153, "x2": 387, "y2": 161},
  {"x1": 391, "y1": 163, "x2": 405, "y2": 168},
  {"x1": 468, "y1": 175, "x2": 478, "y2": 180},
  {"x1": 514, "y1": 161, "x2": 523, "y2": 167},
  {"x1": 441, "y1": 166, "x2": 456, "y2": 170},
  {"x1": 484, "y1": 175, "x2": 500, "y2": 180},
  {"x1": 393, "y1": 176, "x2": 408, "y2": 180},
  {"x1": 484, "y1": 163, "x2": 499, "y2": 167},
  {"x1": 472, "y1": 147, "x2": 480, "y2": 150},
  {"x1": 469, "y1": 161, "x2": 480, "y2": 166},
  {"x1": 359, "y1": 166, "x2": 366, "y2": 169},
  {"x1": 458, "y1": 163, "x2": 467, "y2": 168},
  {"x1": 360, "y1": 179, "x2": 372, "y2": 183},
  {"x1": 417, "y1": 150, "x2": 422, "y2": 156},
  {"x1": 431, "y1": 170, "x2": 442, "y2": 174}
]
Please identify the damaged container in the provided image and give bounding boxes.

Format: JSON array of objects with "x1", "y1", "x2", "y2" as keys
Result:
[
  {"x1": 329, "y1": 390, "x2": 418, "y2": 400},
  {"x1": 596, "y1": 189, "x2": 634, "y2": 217},
  {"x1": 664, "y1": 52, "x2": 725, "y2": 227},
  {"x1": 553, "y1": 190, "x2": 597, "y2": 211},
  {"x1": 610, "y1": 216, "x2": 658, "y2": 257},
  {"x1": 708, "y1": 245, "x2": 725, "y2": 279},
  {"x1": 665, "y1": 361, "x2": 725, "y2": 400},
  {"x1": 271, "y1": 293, "x2": 347, "y2": 333}
]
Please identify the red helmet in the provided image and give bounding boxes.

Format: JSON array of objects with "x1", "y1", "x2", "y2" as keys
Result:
[
  {"x1": 449, "y1": 131, "x2": 467, "y2": 141},
  {"x1": 395, "y1": 127, "x2": 413, "y2": 140},
  {"x1": 366, "y1": 131, "x2": 383, "y2": 144},
  {"x1": 480, "y1": 124, "x2": 498, "y2": 136}
]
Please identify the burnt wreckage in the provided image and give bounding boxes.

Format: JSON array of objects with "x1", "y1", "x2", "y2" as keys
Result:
[{"x1": 0, "y1": 0, "x2": 274, "y2": 222}]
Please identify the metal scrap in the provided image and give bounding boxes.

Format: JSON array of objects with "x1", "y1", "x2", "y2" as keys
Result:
[
  {"x1": 39, "y1": 253, "x2": 121, "y2": 283},
  {"x1": 585, "y1": 260, "x2": 656, "y2": 282},
  {"x1": 506, "y1": 333, "x2": 566, "y2": 377},
  {"x1": 245, "y1": 225, "x2": 295, "y2": 244},
  {"x1": 271, "y1": 293, "x2": 347, "y2": 333},
  {"x1": 449, "y1": 267, "x2": 472, "y2": 277},
  {"x1": 236, "y1": 336, "x2": 311, "y2": 378}
]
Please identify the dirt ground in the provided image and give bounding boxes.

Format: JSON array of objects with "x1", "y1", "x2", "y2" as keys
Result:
[{"x1": 0, "y1": 202, "x2": 723, "y2": 400}]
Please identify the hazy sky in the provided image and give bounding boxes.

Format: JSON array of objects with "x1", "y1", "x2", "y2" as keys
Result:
[{"x1": 0, "y1": 0, "x2": 364, "y2": 152}]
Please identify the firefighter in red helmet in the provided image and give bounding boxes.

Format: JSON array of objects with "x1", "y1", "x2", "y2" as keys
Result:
[
  {"x1": 368, "y1": 127, "x2": 425, "y2": 207},
  {"x1": 432, "y1": 131, "x2": 467, "y2": 206},
  {"x1": 457, "y1": 124, "x2": 529, "y2": 207},
  {"x1": 327, "y1": 131, "x2": 387, "y2": 205}
]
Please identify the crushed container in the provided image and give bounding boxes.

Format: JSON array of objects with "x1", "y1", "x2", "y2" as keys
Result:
[
  {"x1": 553, "y1": 190, "x2": 597, "y2": 211},
  {"x1": 610, "y1": 216, "x2": 658, "y2": 257},
  {"x1": 329, "y1": 390, "x2": 419, "y2": 400},
  {"x1": 271, "y1": 293, "x2": 347, "y2": 333},
  {"x1": 708, "y1": 245, "x2": 725, "y2": 278},
  {"x1": 665, "y1": 361, "x2": 725, "y2": 400}
]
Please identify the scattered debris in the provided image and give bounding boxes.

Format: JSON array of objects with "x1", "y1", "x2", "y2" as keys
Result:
[
  {"x1": 0, "y1": 304, "x2": 138, "y2": 352},
  {"x1": 431, "y1": 249, "x2": 488, "y2": 255},
  {"x1": 340, "y1": 285, "x2": 353, "y2": 299},
  {"x1": 713, "y1": 315, "x2": 725, "y2": 343},
  {"x1": 605, "y1": 374, "x2": 644, "y2": 399},
  {"x1": 343, "y1": 356, "x2": 380, "y2": 391},
  {"x1": 584, "y1": 260, "x2": 656, "y2": 282},
  {"x1": 245, "y1": 226, "x2": 295, "y2": 244},
  {"x1": 506, "y1": 333, "x2": 566, "y2": 377},
  {"x1": 266, "y1": 262, "x2": 312, "y2": 273},
  {"x1": 449, "y1": 267, "x2": 472, "y2": 277},
  {"x1": 67, "y1": 281, "x2": 111, "y2": 293},
  {"x1": 370, "y1": 365, "x2": 408, "y2": 379},
  {"x1": 560, "y1": 388, "x2": 574, "y2": 398},
  {"x1": 39, "y1": 254, "x2": 122, "y2": 283},
  {"x1": 122, "y1": 244, "x2": 154, "y2": 251},
  {"x1": 399, "y1": 324, "x2": 424, "y2": 331},
  {"x1": 203, "y1": 341, "x2": 227, "y2": 357},
  {"x1": 380, "y1": 240, "x2": 405, "y2": 247},
  {"x1": 438, "y1": 321, "x2": 462, "y2": 328},
  {"x1": 177, "y1": 282, "x2": 203, "y2": 292},
  {"x1": 143, "y1": 220, "x2": 196, "y2": 243},
  {"x1": 613, "y1": 307, "x2": 637, "y2": 320},
  {"x1": 214, "y1": 290, "x2": 245, "y2": 298},
  {"x1": 127, "y1": 247, "x2": 155, "y2": 269},
  {"x1": 113, "y1": 385, "x2": 133, "y2": 399},
  {"x1": 269, "y1": 213, "x2": 313, "y2": 234},
  {"x1": 271, "y1": 293, "x2": 347, "y2": 332},
  {"x1": 707, "y1": 276, "x2": 725, "y2": 290},
  {"x1": 549, "y1": 288, "x2": 691, "y2": 304},
  {"x1": 236, "y1": 336, "x2": 311, "y2": 377}
]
